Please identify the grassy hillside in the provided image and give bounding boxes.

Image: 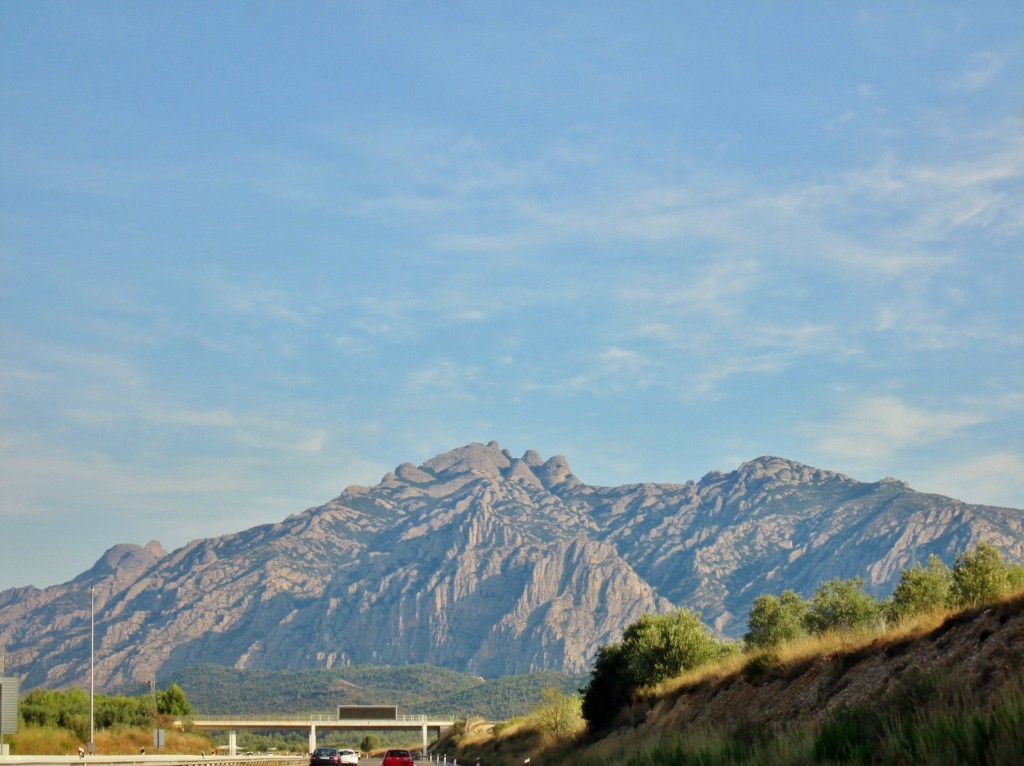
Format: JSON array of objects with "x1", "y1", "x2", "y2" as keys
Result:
[{"x1": 450, "y1": 592, "x2": 1024, "y2": 765}]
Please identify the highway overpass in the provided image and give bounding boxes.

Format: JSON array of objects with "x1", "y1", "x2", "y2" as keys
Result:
[{"x1": 188, "y1": 714, "x2": 457, "y2": 756}]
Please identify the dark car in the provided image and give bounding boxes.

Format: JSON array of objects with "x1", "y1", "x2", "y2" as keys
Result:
[
  {"x1": 381, "y1": 749, "x2": 414, "y2": 766},
  {"x1": 310, "y1": 747, "x2": 341, "y2": 766}
]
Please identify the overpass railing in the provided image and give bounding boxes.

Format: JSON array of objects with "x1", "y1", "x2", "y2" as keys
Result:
[{"x1": 192, "y1": 715, "x2": 455, "y2": 724}]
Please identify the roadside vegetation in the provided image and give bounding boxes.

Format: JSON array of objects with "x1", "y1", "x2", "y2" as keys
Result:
[
  {"x1": 6, "y1": 684, "x2": 208, "y2": 755},
  {"x1": 448, "y1": 541, "x2": 1024, "y2": 766}
]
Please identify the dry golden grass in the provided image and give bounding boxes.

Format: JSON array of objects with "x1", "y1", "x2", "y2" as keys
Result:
[
  {"x1": 640, "y1": 597, "x2": 1019, "y2": 702},
  {"x1": 650, "y1": 648, "x2": 747, "y2": 697}
]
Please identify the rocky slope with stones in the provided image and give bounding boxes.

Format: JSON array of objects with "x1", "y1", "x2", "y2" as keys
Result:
[{"x1": 1, "y1": 441, "x2": 1022, "y2": 690}]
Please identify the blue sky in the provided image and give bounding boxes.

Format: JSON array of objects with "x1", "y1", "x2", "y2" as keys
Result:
[{"x1": 2, "y1": 1, "x2": 1022, "y2": 589}]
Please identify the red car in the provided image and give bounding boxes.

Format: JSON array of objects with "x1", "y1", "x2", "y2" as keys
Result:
[{"x1": 381, "y1": 750, "x2": 414, "y2": 766}]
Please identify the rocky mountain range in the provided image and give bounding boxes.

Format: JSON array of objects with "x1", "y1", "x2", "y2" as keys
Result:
[{"x1": 2, "y1": 441, "x2": 1023, "y2": 691}]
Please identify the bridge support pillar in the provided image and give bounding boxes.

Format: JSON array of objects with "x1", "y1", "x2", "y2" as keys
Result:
[
  {"x1": 308, "y1": 724, "x2": 317, "y2": 754},
  {"x1": 421, "y1": 723, "x2": 428, "y2": 755},
  {"x1": 228, "y1": 731, "x2": 237, "y2": 757}
]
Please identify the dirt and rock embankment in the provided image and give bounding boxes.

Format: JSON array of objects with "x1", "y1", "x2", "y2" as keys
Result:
[{"x1": 636, "y1": 593, "x2": 1024, "y2": 735}]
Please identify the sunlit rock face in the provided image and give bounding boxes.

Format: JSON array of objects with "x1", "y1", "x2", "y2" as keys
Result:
[{"x1": 2, "y1": 441, "x2": 1022, "y2": 688}]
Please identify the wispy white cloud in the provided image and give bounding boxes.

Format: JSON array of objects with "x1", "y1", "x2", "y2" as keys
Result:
[
  {"x1": 682, "y1": 352, "x2": 793, "y2": 402},
  {"x1": 405, "y1": 360, "x2": 480, "y2": 399},
  {"x1": 209, "y1": 278, "x2": 313, "y2": 326},
  {"x1": 618, "y1": 258, "x2": 760, "y2": 322},
  {"x1": 854, "y1": 83, "x2": 880, "y2": 99},
  {"x1": 801, "y1": 394, "x2": 987, "y2": 463},
  {"x1": 949, "y1": 50, "x2": 1013, "y2": 92},
  {"x1": 920, "y1": 451, "x2": 1024, "y2": 506},
  {"x1": 523, "y1": 345, "x2": 660, "y2": 396}
]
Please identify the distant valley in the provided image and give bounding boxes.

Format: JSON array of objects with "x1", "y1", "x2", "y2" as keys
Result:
[{"x1": 2, "y1": 441, "x2": 1022, "y2": 691}]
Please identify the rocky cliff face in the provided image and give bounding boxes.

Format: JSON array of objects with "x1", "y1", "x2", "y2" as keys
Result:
[{"x1": 2, "y1": 442, "x2": 1022, "y2": 689}]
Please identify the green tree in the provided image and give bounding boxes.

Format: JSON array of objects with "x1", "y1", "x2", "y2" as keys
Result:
[
  {"x1": 359, "y1": 734, "x2": 381, "y2": 753},
  {"x1": 19, "y1": 688, "x2": 89, "y2": 729},
  {"x1": 96, "y1": 694, "x2": 152, "y2": 728},
  {"x1": 580, "y1": 642, "x2": 631, "y2": 732},
  {"x1": 1009, "y1": 563, "x2": 1024, "y2": 591},
  {"x1": 884, "y1": 554, "x2": 952, "y2": 622},
  {"x1": 156, "y1": 683, "x2": 193, "y2": 716},
  {"x1": 581, "y1": 609, "x2": 731, "y2": 732},
  {"x1": 744, "y1": 590, "x2": 809, "y2": 648},
  {"x1": 805, "y1": 577, "x2": 881, "y2": 634},
  {"x1": 532, "y1": 687, "x2": 584, "y2": 743},
  {"x1": 621, "y1": 609, "x2": 726, "y2": 687},
  {"x1": 949, "y1": 541, "x2": 1011, "y2": 607}
]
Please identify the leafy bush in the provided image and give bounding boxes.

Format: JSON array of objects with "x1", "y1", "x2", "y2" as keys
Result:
[
  {"x1": 745, "y1": 590, "x2": 809, "y2": 648},
  {"x1": 531, "y1": 688, "x2": 583, "y2": 743},
  {"x1": 359, "y1": 734, "x2": 381, "y2": 752},
  {"x1": 19, "y1": 684, "x2": 192, "y2": 736},
  {"x1": 581, "y1": 609, "x2": 731, "y2": 732},
  {"x1": 804, "y1": 577, "x2": 881, "y2": 634},
  {"x1": 622, "y1": 609, "x2": 725, "y2": 687},
  {"x1": 741, "y1": 649, "x2": 782, "y2": 684},
  {"x1": 949, "y1": 541, "x2": 1011, "y2": 607},
  {"x1": 580, "y1": 643, "x2": 631, "y2": 733},
  {"x1": 884, "y1": 554, "x2": 952, "y2": 622}
]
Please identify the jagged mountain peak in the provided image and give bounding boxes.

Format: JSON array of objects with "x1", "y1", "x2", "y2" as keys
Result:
[
  {"x1": 422, "y1": 440, "x2": 513, "y2": 478},
  {"x1": 390, "y1": 441, "x2": 580, "y2": 492},
  {"x1": 694, "y1": 456, "x2": 856, "y2": 496},
  {"x1": 2, "y1": 445, "x2": 1021, "y2": 691}
]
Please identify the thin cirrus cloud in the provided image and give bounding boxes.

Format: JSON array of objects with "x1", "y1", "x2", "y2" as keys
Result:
[
  {"x1": 948, "y1": 50, "x2": 1013, "y2": 93},
  {"x1": 917, "y1": 451, "x2": 1024, "y2": 507},
  {"x1": 405, "y1": 360, "x2": 481, "y2": 399},
  {"x1": 802, "y1": 395, "x2": 988, "y2": 464}
]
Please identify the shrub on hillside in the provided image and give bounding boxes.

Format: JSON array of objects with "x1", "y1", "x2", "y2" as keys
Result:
[
  {"x1": 745, "y1": 590, "x2": 809, "y2": 648},
  {"x1": 580, "y1": 643, "x2": 631, "y2": 733},
  {"x1": 949, "y1": 541, "x2": 1012, "y2": 607},
  {"x1": 884, "y1": 554, "x2": 952, "y2": 623},
  {"x1": 360, "y1": 734, "x2": 381, "y2": 753},
  {"x1": 581, "y1": 609, "x2": 732, "y2": 733},
  {"x1": 531, "y1": 687, "x2": 584, "y2": 743},
  {"x1": 622, "y1": 609, "x2": 727, "y2": 687},
  {"x1": 804, "y1": 577, "x2": 881, "y2": 634}
]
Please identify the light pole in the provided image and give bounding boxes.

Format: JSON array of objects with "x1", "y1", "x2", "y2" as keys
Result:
[{"x1": 89, "y1": 586, "x2": 95, "y2": 755}]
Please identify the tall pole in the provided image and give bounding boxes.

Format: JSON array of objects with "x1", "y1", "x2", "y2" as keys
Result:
[{"x1": 89, "y1": 586, "x2": 95, "y2": 755}]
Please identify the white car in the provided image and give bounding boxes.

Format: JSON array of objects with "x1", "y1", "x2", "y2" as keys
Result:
[{"x1": 338, "y1": 750, "x2": 359, "y2": 765}]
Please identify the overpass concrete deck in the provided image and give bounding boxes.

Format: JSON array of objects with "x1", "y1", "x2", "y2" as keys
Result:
[{"x1": 188, "y1": 715, "x2": 457, "y2": 756}]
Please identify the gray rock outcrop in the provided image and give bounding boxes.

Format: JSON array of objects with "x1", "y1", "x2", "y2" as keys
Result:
[{"x1": 1, "y1": 442, "x2": 1021, "y2": 689}]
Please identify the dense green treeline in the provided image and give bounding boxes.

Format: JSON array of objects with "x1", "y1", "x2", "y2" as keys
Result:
[{"x1": 16, "y1": 684, "x2": 192, "y2": 743}]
